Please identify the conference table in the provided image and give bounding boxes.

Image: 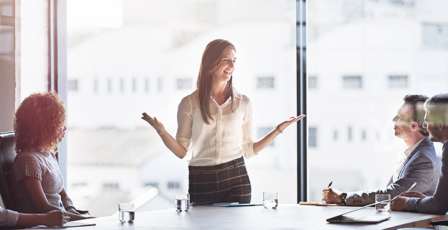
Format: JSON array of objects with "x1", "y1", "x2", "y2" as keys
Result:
[{"x1": 25, "y1": 204, "x2": 448, "y2": 229}]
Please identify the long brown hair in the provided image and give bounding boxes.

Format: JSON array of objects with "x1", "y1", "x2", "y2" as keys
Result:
[
  {"x1": 13, "y1": 92, "x2": 66, "y2": 153},
  {"x1": 196, "y1": 39, "x2": 236, "y2": 125}
]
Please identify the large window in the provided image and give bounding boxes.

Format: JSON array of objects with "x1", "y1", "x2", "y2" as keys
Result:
[
  {"x1": 67, "y1": 0, "x2": 297, "y2": 216},
  {"x1": 307, "y1": 0, "x2": 447, "y2": 202}
]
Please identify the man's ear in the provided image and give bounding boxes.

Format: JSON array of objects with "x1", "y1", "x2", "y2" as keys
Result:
[
  {"x1": 411, "y1": 121, "x2": 418, "y2": 129},
  {"x1": 438, "y1": 120, "x2": 445, "y2": 131}
]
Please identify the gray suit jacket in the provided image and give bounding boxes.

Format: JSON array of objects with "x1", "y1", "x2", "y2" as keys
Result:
[
  {"x1": 345, "y1": 136, "x2": 441, "y2": 206},
  {"x1": 407, "y1": 140, "x2": 448, "y2": 214}
]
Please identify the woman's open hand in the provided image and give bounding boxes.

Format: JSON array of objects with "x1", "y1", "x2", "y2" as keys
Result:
[
  {"x1": 142, "y1": 112, "x2": 166, "y2": 135},
  {"x1": 276, "y1": 114, "x2": 306, "y2": 132}
]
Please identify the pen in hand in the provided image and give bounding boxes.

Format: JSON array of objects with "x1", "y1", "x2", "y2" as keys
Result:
[
  {"x1": 327, "y1": 181, "x2": 333, "y2": 189},
  {"x1": 405, "y1": 182, "x2": 417, "y2": 193}
]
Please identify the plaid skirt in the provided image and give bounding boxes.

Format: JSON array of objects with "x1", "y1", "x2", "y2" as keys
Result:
[{"x1": 188, "y1": 156, "x2": 251, "y2": 205}]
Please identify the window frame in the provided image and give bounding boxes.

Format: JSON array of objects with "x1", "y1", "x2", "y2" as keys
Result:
[{"x1": 296, "y1": 0, "x2": 307, "y2": 202}]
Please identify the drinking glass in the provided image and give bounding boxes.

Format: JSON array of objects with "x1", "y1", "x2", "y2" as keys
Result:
[
  {"x1": 174, "y1": 194, "x2": 190, "y2": 212},
  {"x1": 118, "y1": 203, "x2": 135, "y2": 223},
  {"x1": 263, "y1": 192, "x2": 278, "y2": 209},
  {"x1": 375, "y1": 194, "x2": 391, "y2": 212}
]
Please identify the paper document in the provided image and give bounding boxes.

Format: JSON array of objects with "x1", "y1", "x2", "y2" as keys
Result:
[{"x1": 30, "y1": 221, "x2": 96, "y2": 229}]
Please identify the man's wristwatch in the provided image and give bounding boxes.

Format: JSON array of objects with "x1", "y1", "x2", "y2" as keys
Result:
[{"x1": 339, "y1": 193, "x2": 347, "y2": 205}]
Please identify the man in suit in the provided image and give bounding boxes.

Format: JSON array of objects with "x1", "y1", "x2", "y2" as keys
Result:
[
  {"x1": 391, "y1": 93, "x2": 448, "y2": 214},
  {"x1": 322, "y1": 94, "x2": 441, "y2": 206}
]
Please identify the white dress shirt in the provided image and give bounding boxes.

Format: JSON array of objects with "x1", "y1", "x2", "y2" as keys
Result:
[
  {"x1": 176, "y1": 90, "x2": 256, "y2": 166},
  {"x1": 393, "y1": 137, "x2": 426, "y2": 182},
  {"x1": 0, "y1": 206, "x2": 19, "y2": 227}
]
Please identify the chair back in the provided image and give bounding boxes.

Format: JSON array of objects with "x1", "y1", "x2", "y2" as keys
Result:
[{"x1": 0, "y1": 132, "x2": 17, "y2": 210}]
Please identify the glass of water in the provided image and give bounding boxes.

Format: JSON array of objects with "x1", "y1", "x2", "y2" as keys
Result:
[
  {"x1": 174, "y1": 194, "x2": 190, "y2": 212},
  {"x1": 375, "y1": 194, "x2": 391, "y2": 212},
  {"x1": 118, "y1": 203, "x2": 135, "y2": 223},
  {"x1": 263, "y1": 191, "x2": 278, "y2": 209}
]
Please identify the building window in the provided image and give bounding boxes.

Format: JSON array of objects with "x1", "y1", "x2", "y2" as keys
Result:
[
  {"x1": 103, "y1": 183, "x2": 119, "y2": 190},
  {"x1": 256, "y1": 77, "x2": 275, "y2": 89},
  {"x1": 145, "y1": 78, "x2": 150, "y2": 93},
  {"x1": 362, "y1": 130, "x2": 366, "y2": 140},
  {"x1": 176, "y1": 78, "x2": 192, "y2": 90},
  {"x1": 167, "y1": 181, "x2": 180, "y2": 190},
  {"x1": 94, "y1": 79, "x2": 98, "y2": 94},
  {"x1": 388, "y1": 75, "x2": 408, "y2": 88},
  {"x1": 348, "y1": 126, "x2": 352, "y2": 141},
  {"x1": 257, "y1": 127, "x2": 275, "y2": 147},
  {"x1": 132, "y1": 78, "x2": 137, "y2": 92},
  {"x1": 72, "y1": 182, "x2": 87, "y2": 187},
  {"x1": 333, "y1": 130, "x2": 338, "y2": 141},
  {"x1": 158, "y1": 78, "x2": 163, "y2": 92},
  {"x1": 309, "y1": 127, "x2": 317, "y2": 147},
  {"x1": 343, "y1": 76, "x2": 362, "y2": 89},
  {"x1": 120, "y1": 78, "x2": 125, "y2": 93},
  {"x1": 309, "y1": 76, "x2": 317, "y2": 89},
  {"x1": 145, "y1": 182, "x2": 158, "y2": 188},
  {"x1": 107, "y1": 78, "x2": 113, "y2": 93},
  {"x1": 422, "y1": 23, "x2": 448, "y2": 48},
  {"x1": 67, "y1": 79, "x2": 78, "y2": 91}
]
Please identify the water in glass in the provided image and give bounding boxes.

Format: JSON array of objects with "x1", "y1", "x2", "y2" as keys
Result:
[
  {"x1": 263, "y1": 199, "x2": 278, "y2": 209},
  {"x1": 119, "y1": 210, "x2": 135, "y2": 223},
  {"x1": 376, "y1": 202, "x2": 390, "y2": 212},
  {"x1": 375, "y1": 194, "x2": 391, "y2": 212},
  {"x1": 175, "y1": 199, "x2": 190, "y2": 212}
]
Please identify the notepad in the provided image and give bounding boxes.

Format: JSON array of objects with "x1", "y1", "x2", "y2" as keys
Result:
[
  {"x1": 211, "y1": 203, "x2": 263, "y2": 207},
  {"x1": 299, "y1": 202, "x2": 341, "y2": 206},
  {"x1": 213, "y1": 202, "x2": 239, "y2": 205},
  {"x1": 30, "y1": 221, "x2": 96, "y2": 229}
]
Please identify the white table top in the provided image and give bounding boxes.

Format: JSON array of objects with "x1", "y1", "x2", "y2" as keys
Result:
[{"x1": 24, "y1": 204, "x2": 448, "y2": 230}]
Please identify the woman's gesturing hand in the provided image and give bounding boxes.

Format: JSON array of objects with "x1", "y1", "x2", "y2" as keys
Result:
[
  {"x1": 142, "y1": 112, "x2": 166, "y2": 136},
  {"x1": 276, "y1": 114, "x2": 306, "y2": 133}
]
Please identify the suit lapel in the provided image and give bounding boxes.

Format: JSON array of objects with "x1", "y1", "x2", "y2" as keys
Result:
[{"x1": 397, "y1": 137, "x2": 429, "y2": 180}]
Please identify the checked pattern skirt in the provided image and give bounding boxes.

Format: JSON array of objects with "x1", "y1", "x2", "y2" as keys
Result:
[{"x1": 188, "y1": 156, "x2": 252, "y2": 205}]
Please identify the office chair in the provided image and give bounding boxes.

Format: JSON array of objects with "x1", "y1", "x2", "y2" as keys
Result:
[{"x1": 0, "y1": 131, "x2": 17, "y2": 210}]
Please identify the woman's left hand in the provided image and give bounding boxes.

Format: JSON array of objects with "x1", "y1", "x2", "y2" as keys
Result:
[
  {"x1": 276, "y1": 114, "x2": 306, "y2": 132},
  {"x1": 66, "y1": 207, "x2": 80, "y2": 215}
]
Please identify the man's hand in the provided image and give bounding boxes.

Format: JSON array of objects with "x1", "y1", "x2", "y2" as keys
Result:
[
  {"x1": 400, "y1": 191, "x2": 426, "y2": 198},
  {"x1": 322, "y1": 188, "x2": 342, "y2": 204},
  {"x1": 391, "y1": 196, "x2": 409, "y2": 211}
]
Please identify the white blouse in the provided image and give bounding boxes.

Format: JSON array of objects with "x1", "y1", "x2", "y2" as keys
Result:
[{"x1": 176, "y1": 90, "x2": 256, "y2": 166}]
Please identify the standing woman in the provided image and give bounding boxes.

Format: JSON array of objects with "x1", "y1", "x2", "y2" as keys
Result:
[
  {"x1": 12, "y1": 92, "x2": 89, "y2": 221},
  {"x1": 142, "y1": 39, "x2": 305, "y2": 205}
]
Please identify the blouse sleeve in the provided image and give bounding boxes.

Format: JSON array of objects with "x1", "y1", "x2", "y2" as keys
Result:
[
  {"x1": 13, "y1": 155, "x2": 44, "y2": 182},
  {"x1": 0, "y1": 206, "x2": 19, "y2": 227},
  {"x1": 176, "y1": 96, "x2": 193, "y2": 151},
  {"x1": 242, "y1": 97, "x2": 256, "y2": 159}
]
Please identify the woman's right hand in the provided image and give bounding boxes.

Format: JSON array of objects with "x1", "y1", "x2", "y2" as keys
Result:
[
  {"x1": 142, "y1": 112, "x2": 166, "y2": 135},
  {"x1": 42, "y1": 210, "x2": 66, "y2": 227}
]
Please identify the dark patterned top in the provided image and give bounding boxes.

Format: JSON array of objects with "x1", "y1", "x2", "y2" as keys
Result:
[{"x1": 407, "y1": 140, "x2": 448, "y2": 214}]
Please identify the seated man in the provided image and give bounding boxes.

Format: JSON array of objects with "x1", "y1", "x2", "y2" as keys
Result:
[
  {"x1": 391, "y1": 93, "x2": 448, "y2": 214},
  {"x1": 322, "y1": 95, "x2": 441, "y2": 206},
  {"x1": 0, "y1": 207, "x2": 66, "y2": 227}
]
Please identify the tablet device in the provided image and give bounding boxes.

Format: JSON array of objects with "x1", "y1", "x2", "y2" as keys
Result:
[{"x1": 326, "y1": 201, "x2": 391, "y2": 224}]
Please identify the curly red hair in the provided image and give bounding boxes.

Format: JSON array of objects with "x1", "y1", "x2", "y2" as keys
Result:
[{"x1": 13, "y1": 92, "x2": 66, "y2": 153}]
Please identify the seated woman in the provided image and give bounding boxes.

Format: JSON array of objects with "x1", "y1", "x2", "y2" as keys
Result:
[{"x1": 12, "y1": 92, "x2": 89, "y2": 221}]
